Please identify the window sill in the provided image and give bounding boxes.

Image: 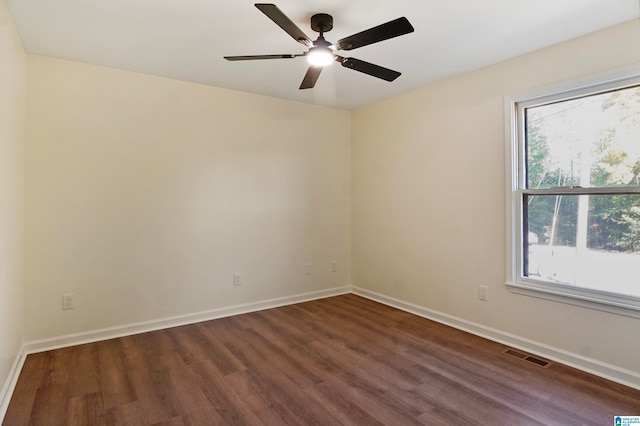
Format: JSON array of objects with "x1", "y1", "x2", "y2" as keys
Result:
[{"x1": 506, "y1": 279, "x2": 640, "y2": 319}]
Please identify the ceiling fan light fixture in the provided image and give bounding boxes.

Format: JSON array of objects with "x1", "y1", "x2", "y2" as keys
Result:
[
  {"x1": 307, "y1": 47, "x2": 334, "y2": 66},
  {"x1": 225, "y1": 5, "x2": 415, "y2": 89}
]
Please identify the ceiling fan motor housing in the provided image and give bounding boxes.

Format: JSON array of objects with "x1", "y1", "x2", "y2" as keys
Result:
[{"x1": 311, "y1": 13, "x2": 333, "y2": 33}]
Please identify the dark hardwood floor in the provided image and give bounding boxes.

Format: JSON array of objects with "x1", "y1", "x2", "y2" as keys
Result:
[{"x1": 4, "y1": 294, "x2": 640, "y2": 425}]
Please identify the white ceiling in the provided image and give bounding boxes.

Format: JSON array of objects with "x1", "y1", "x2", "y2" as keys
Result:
[{"x1": 7, "y1": 0, "x2": 640, "y2": 110}]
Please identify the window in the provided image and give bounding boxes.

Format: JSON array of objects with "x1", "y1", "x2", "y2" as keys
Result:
[{"x1": 506, "y1": 67, "x2": 640, "y2": 318}]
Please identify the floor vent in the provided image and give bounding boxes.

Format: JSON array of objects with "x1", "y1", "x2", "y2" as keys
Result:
[
  {"x1": 504, "y1": 349, "x2": 527, "y2": 359},
  {"x1": 503, "y1": 348, "x2": 552, "y2": 368}
]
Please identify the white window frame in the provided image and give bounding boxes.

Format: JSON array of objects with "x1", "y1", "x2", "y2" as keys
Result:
[{"x1": 505, "y1": 64, "x2": 640, "y2": 319}]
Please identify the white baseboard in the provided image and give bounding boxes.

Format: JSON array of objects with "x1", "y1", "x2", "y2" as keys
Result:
[
  {"x1": 3, "y1": 284, "x2": 638, "y2": 423},
  {"x1": 351, "y1": 286, "x2": 640, "y2": 391},
  {"x1": 24, "y1": 286, "x2": 350, "y2": 355},
  {"x1": 1, "y1": 286, "x2": 349, "y2": 423},
  {"x1": 1, "y1": 286, "x2": 349, "y2": 422},
  {"x1": 0, "y1": 345, "x2": 27, "y2": 422}
]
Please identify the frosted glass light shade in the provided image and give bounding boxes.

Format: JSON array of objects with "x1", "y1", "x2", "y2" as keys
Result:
[{"x1": 307, "y1": 48, "x2": 334, "y2": 66}]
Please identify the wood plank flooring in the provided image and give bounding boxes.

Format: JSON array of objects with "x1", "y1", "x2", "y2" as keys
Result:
[{"x1": 4, "y1": 294, "x2": 640, "y2": 425}]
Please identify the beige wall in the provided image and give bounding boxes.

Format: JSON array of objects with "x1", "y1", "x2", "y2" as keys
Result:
[
  {"x1": 24, "y1": 56, "x2": 351, "y2": 340},
  {"x1": 352, "y1": 20, "x2": 640, "y2": 373},
  {"x1": 0, "y1": 0, "x2": 25, "y2": 396}
]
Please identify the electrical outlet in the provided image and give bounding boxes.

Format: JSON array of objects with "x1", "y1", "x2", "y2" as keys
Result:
[
  {"x1": 305, "y1": 263, "x2": 312, "y2": 275},
  {"x1": 478, "y1": 285, "x2": 489, "y2": 301},
  {"x1": 62, "y1": 293, "x2": 75, "y2": 310},
  {"x1": 233, "y1": 273, "x2": 241, "y2": 286},
  {"x1": 331, "y1": 261, "x2": 337, "y2": 272}
]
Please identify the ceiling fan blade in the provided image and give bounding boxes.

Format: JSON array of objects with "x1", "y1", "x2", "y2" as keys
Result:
[
  {"x1": 299, "y1": 66, "x2": 322, "y2": 89},
  {"x1": 337, "y1": 17, "x2": 414, "y2": 51},
  {"x1": 338, "y1": 56, "x2": 401, "y2": 82},
  {"x1": 255, "y1": 3, "x2": 313, "y2": 47},
  {"x1": 224, "y1": 54, "x2": 300, "y2": 61}
]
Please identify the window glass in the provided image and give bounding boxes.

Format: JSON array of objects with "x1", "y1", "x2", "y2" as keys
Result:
[
  {"x1": 525, "y1": 86, "x2": 640, "y2": 189},
  {"x1": 524, "y1": 194, "x2": 640, "y2": 297}
]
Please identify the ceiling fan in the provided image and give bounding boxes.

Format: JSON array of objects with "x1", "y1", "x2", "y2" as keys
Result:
[{"x1": 224, "y1": 3, "x2": 414, "y2": 90}]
